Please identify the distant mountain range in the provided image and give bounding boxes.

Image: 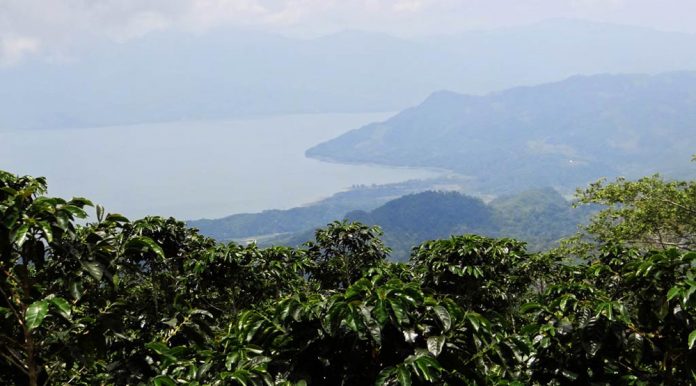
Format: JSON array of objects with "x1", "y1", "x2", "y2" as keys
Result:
[
  {"x1": 187, "y1": 177, "x2": 471, "y2": 241},
  {"x1": 189, "y1": 186, "x2": 593, "y2": 261},
  {"x1": 346, "y1": 189, "x2": 593, "y2": 260},
  {"x1": 307, "y1": 71, "x2": 696, "y2": 193},
  {"x1": 4, "y1": 19, "x2": 696, "y2": 129}
]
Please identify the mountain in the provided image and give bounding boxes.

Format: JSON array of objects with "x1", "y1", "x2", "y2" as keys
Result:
[
  {"x1": 4, "y1": 20, "x2": 696, "y2": 129},
  {"x1": 343, "y1": 189, "x2": 590, "y2": 260},
  {"x1": 306, "y1": 72, "x2": 696, "y2": 193},
  {"x1": 187, "y1": 176, "x2": 471, "y2": 242},
  {"x1": 191, "y1": 186, "x2": 591, "y2": 261},
  {"x1": 489, "y1": 187, "x2": 594, "y2": 250},
  {"x1": 345, "y1": 191, "x2": 496, "y2": 259}
]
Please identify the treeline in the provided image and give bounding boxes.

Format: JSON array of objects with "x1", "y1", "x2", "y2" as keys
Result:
[{"x1": 1, "y1": 169, "x2": 695, "y2": 385}]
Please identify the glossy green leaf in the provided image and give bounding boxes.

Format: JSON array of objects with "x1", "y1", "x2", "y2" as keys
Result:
[
  {"x1": 432, "y1": 305, "x2": 451, "y2": 332},
  {"x1": 69, "y1": 197, "x2": 94, "y2": 207},
  {"x1": 104, "y1": 213, "x2": 129, "y2": 223},
  {"x1": 38, "y1": 221, "x2": 53, "y2": 242},
  {"x1": 373, "y1": 300, "x2": 389, "y2": 325},
  {"x1": 12, "y1": 223, "x2": 30, "y2": 247},
  {"x1": 60, "y1": 204, "x2": 88, "y2": 218},
  {"x1": 413, "y1": 355, "x2": 442, "y2": 381},
  {"x1": 50, "y1": 297, "x2": 71, "y2": 320},
  {"x1": 152, "y1": 375, "x2": 177, "y2": 386},
  {"x1": 146, "y1": 342, "x2": 178, "y2": 363},
  {"x1": 126, "y1": 236, "x2": 165, "y2": 259},
  {"x1": 427, "y1": 335, "x2": 446, "y2": 357},
  {"x1": 375, "y1": 367, "x2": 395, "y2": 385},
  {"x1": 25, "y1": 300, "x2": 49, "y2": 331},
  {"x1": 82, "y1": 261, "x2": 104, "y2": 281},
  {"x1": 466, "y1": 313, "x2": 481, "y2": 332},
  {"x1": 520, "y1": 302, "x2": 543, "y2": 313},
  {"x1": 397, "y1": 365, "x2": 412, "y2": 386},
  {"x1": 389, "y1": 299, "x2": 409, "y2": 326}
]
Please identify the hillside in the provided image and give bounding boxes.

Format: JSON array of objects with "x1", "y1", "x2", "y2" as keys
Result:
[
  {"x1": 187, "y1": 177, "x2": 472, "y2": 241},
  {"x1": 345, "y1": 191, "x2": 497, "y2": 259},
  {"x1": 5, "y1": 20, "x2": 696, "y2": 129},
  {"x1": 343, "y1": 190, "x2": 589, "y2": 260},
  {"x1": 306, "y1": 72, "x2": 696, "y2": 193},
  {"x1": 489, "y1": 187, "x2": 595, "y2": 250},
  {"x1": 229, "y1": 188, "x2": 591, "y2": 261}
]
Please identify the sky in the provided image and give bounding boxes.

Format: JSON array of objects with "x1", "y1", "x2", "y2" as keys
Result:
[{"x1": 1, "y1": 0, "x2": 696, "y2": 66}]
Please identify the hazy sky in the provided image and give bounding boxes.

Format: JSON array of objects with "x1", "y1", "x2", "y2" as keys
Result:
[{"x1": 2, "y1": 0, "x2": 695, "y2": 66}]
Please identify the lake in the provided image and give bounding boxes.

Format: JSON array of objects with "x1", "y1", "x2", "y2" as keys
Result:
[{"x1": 0, "y1": 113, "x2": 441, "y2": 220}]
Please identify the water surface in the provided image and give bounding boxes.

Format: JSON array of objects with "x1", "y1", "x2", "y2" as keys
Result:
[{"x1": 0, "y1": 113, "x2": 440, "y2": 219}]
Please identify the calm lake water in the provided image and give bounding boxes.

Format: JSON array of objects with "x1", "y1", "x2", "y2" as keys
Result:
[{"x1": 0, "y1": 113, "x2": 440, "y2": 220}]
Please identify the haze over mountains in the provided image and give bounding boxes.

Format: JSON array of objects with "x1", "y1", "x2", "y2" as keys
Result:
[
  {"x1": 3, "y1": 19, "x2": 696, "y2": 130},
  {"x1": 186, "y1": 68, "x2": 696, "y2": 246},
  {"x1": 189, "y1": 187, "x2": 592, "y2": 261},
  {"x1": 4, "y1": 16, "x2": 696, "y2": 252},
  {"x1": 187, "y1": 177, "x2": 471, "y2": 241},
  {"x1": 308, "y1": 71, "x2": 696, "y2": 193}
]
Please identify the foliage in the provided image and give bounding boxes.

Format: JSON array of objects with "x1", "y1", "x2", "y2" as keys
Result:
[
  {"x1": 2, "y1": 169, "x2": 695, "y2": 385},
  {"x1": 568, "y1": 174, "x2": 696, "y2": 252},
  {"x1": 344, "y1": 189, "x2": 590, "y2": 261},
  {"x1": 411, "y1": 235, "x2": 531, "y2": 321},
  {"x1": 0, "y1": 171, "x2": 95, "y2": 385},
  {"x1": 489, "y1": 187, "x2": 595, "y2": 252},
  {"x1": 305, "y1": 221, "x2": 389, "y2": 290},
  {"x1": 522, "y1": 246, "x2": 696, "y2": 384}
]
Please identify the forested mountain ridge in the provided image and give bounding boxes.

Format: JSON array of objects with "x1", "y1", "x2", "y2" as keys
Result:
[
  {"x1": 307, "y1": 71, "x2": 696, "y2": 193},
  {"x1": 344, "y1": 189, "x2": 591, "y2": 259},
  {"x1": 345, "y1": 191, "x2": 495, "y2": 260},
  {"x1": 347, "y1": 191, "x2": 495, "y2": 239},
  {"x1": 186, "y1": 177, "x2": 470, "y2": 241},
  {"x1": 197, "y1": 188, "x2": 591, "y2": 260},
  {"x1": 490, "y1": 187, "x2": 594, "y2": 248}
]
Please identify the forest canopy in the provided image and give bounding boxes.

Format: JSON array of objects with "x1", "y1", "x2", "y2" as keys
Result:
[{"x1": 1, "y1": 169, "x2": 695, "y2": 385}]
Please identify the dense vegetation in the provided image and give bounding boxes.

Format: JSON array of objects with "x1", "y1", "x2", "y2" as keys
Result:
[
  {"x1": 190, "y1": 185, "x2": 590, "y2": 258},
  {"x1": 1, "y1": 168, "x2": 695, "y2": 385},
  {"x1": 345, "y1": 189, "x2": 592, "y2": 259}
]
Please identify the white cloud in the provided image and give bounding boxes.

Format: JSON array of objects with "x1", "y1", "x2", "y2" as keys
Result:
[
  {"x1": 0, "y1": 36, "x2": 40, "y2": 66},
  {"x1": 393, "y1": 0, "x2": 428, "y2": 13},
  {"x1": 185, "y1": 0, "x2": 269, "y2": 30},
  {"x1": 0, "y1": 0, "x2": 279, "y2": 63},
  {"x1": 0, "y1": 0, "x2": 694, "y2": 65},
  {"x1": 571, "y1": 0, "x2": 625, "y2": 10},
  {"x1": 107, "y1": 11, "x2": 172, "y2": 42}
]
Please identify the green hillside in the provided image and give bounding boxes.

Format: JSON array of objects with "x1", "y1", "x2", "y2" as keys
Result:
[{"x1": 344, "y1": 189, "x2": 591, "y2": 260}]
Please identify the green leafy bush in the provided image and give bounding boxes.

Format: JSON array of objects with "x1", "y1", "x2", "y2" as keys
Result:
[{"x1": 1, "y1": 169, "x2": 695, "y2": 385}]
